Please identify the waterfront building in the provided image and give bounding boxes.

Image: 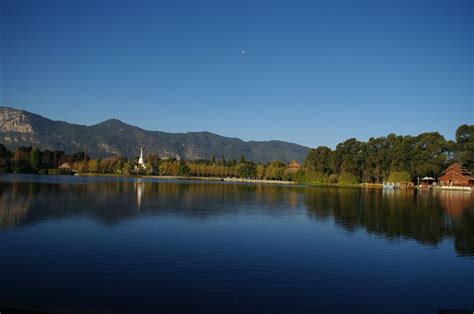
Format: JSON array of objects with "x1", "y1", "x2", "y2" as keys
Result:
[{"x1": 438, "y1": 164, "x2": 474, "y2": 187}]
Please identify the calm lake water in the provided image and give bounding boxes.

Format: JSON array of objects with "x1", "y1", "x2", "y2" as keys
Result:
[{"x1": 0, "y1": 174, "x2": 473, "y2": 314}]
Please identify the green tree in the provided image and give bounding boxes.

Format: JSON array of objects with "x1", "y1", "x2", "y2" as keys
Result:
[
  {"x1": 40, "y1": 150, "x2": 55, "y2": 169},
  {"x1": 305, "y1": 171, "x2": 329, "y2": 184},
  {"x1": 178, "y1": 164, "x2": 191, "y2": 176},
  {"x1": 266, "y1": 161, "x2": 286, "y2": 180},
  {"x1": 12, "y1": 147, "x2": 33, "y2": 173},
  {"x1": 30, "y1": 148, "x2": 42, "y2": 172},
  {"x1": 387, "y1": 171, "x2": 411, "y2": 182},
  {"x1": 237, "y1": 163, "x2": 256, "y2": 178},
  {"x1": 338, "y1": 172, "x2": 359, "y2": 185},
  {"x1": 0, "y1": 144, "x2": 11, "y2": 173},
  {"x1": 256, "y1": 164, "x2": 266, "y2": 179},
  {"x1": 456, "y1": 124, "x2": 474, "y2": 171},
  {"x1": 333, "y1": 138, "x2": 365, "y2": 178},
  {"x1": 304, "y1": 146, "x2": 333, "y2": 174},
  {"x1": 410, "y1": 132, "x2": 449, "y2": 178}
]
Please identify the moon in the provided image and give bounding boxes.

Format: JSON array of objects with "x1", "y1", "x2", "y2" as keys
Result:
[{"x1": 241, "y1": 49, "x2": 246, "y2": 55}]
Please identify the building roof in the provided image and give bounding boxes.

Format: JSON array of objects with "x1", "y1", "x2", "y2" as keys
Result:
[
  {"x1": 288, "y1": 159, "x2": 301, "y2": 168},
  {"x1": 439, "y1": 163, "x2": 474, "y2": 181},
  {"x1": 58, "y1": 162, "x2": 71, "y2": 169},
  {"x1": 421, "y1": 177, "x2": 435, "y2": 181}
]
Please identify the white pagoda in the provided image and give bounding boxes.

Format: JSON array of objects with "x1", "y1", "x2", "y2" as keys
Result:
[{"x1": 138, "y1": 147, "x2": 145, "y2": 168}]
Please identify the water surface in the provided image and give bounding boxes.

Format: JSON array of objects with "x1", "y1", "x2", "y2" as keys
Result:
[{"x1": 0, "y1": 174, "x2": 473, "y2": 313}]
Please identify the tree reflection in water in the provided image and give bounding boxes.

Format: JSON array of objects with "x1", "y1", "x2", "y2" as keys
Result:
[
  {"x1": 0, "y1": 179, "x2": 305, "y2": 226},
  {"x1": 1, "y1": 177, "x2": 473, "y2": 256},
  {"x1": 304, "y1": 187, "x2": 474, "y2": 256}
]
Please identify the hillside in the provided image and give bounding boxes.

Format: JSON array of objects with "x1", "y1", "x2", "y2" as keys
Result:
[{"x1": 0, "y1": 107, "x2": 309, "y2": 163}]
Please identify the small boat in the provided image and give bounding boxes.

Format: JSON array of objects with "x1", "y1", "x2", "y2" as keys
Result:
[{"x1": 383, "y1": 181, "x2": 400, "y2": 189}]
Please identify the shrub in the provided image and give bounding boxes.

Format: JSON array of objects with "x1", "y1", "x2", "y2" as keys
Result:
[
  {"x1": 328, "y1": 174, "x2": 339, "y2": 184},
  {"x1": 290, "y1": 170, "x2": 306, "y2": 182},
  {"x1": 387, "y1": 171, "x2": 411, "y2": 182},
  {"x1": 305, "y1": 171, "x2": 329, "y2": 184},
  {"x1": 338, "y1": 172, "x2": 359, "y2": 185},
  {"x1": 178, "y1": 164, "x2": 191, "y2": 176}
]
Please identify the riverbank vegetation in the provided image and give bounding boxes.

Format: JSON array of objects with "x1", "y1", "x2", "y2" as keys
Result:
[
  {"x1": 302, "y1": 125, "x2": 473, "y2": 184},
  {"x1": 0, "y1": 125, "x2": 472, "y2": 185},
  {"x1": 0, "y1": 146, "x2": 299, "y2": 181}
]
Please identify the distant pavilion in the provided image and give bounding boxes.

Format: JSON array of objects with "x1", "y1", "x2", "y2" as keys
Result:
[{"x1": 287, "y1": 160, "x2": 301, "y2": 172}]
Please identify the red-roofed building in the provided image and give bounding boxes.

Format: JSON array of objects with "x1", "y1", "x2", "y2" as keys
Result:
[{"x1": 438, "y1": 164, "x2": 474, "y2": 187}]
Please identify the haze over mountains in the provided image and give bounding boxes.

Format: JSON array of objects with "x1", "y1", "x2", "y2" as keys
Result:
[{"x1": 0, "y1": 107, "x2": 309, "y2": 162}]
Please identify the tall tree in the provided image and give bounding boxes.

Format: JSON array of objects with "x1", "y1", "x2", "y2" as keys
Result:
[
  {"x1": 0, "y1": 144, "x2": 11, "y2": 173},
  {"x1": 30, "y1": 148, "x2": 42, "y2": 172},
  {"x1": 456, "y1": 124, "x2": 474, "y2": 171},
  {"x1": 304, "y1": 146, "x2": 333, "y2": 174}
]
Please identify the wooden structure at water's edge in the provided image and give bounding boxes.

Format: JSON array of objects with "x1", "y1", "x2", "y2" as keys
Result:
[{"x1": 437, "y1": 164, "x2": 474, "y2": 191}]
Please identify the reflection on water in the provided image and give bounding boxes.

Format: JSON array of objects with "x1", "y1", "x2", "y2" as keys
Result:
[
  {"x1": 304, "y1": 187, "x2": 474, "y2": 256},
  {"x1": 135, "y1": 180, "x2": 145, "y2": 209},
  {"x1": 0, "y1": 177, "x2": 305, "y2": 226},
  {"x1": 0, "y1": 182, "x2": 34, "y2": 228},
  {"x1": 0, "y1": 175, "x2": 474, "y2": 313},
  {"x1": 1, "y1": 176, "x2": 473, "y2": 256}
]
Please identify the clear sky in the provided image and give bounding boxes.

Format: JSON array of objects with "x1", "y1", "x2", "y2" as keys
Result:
[{"x1": 1, "y1": 0, "x2": 473, "y2": 148}]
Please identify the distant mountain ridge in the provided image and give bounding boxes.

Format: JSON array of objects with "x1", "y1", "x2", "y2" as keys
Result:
[{"x1": 0, "y1": 107, "x2": 309, "y2": 163}]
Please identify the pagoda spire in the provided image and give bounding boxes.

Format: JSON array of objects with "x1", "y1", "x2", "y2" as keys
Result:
[{"x1": 138, "y1": 147, "x2": 145, "y2": 167}]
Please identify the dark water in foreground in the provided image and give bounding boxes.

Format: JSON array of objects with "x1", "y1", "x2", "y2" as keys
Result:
[{"x1": 0, "y1": 175, "x2": 473, "y2": 314}]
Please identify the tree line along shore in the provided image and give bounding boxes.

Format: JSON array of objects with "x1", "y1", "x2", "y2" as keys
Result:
[{"x1": 0, "y1": 124, "x2": 472, "y2": 186}]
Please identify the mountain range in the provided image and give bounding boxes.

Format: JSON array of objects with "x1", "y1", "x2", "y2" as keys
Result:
[{"x1": 0, "y1": 107, "x2": 309, "y2": 163}]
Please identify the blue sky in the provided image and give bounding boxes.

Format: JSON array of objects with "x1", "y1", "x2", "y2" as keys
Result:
[{"x1": 1, "y1": 0, "x2": 473, "y2": 148}]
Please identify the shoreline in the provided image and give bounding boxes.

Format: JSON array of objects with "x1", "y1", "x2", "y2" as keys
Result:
[
  {"x1": 75, "y1": 173, "x2": 387, "y2": 188},
  {"x1": 1, "y1": 172, "x2": 385, "y2": 188},
  {"x1": 3, "y1": 173, "x2": 471, "y2": 191},
  {"x1": 76, "y1": 173, "x2": 298, "y2": 185}
]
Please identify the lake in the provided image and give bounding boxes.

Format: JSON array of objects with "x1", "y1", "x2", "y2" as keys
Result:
[{"x1": 0, "y1": 174, "x2": 473, "y2": 313}]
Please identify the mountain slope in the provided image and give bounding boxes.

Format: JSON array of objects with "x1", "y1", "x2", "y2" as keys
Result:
[{"x1": 0, "y1": 107, "x2": 309, "y2": 162}]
